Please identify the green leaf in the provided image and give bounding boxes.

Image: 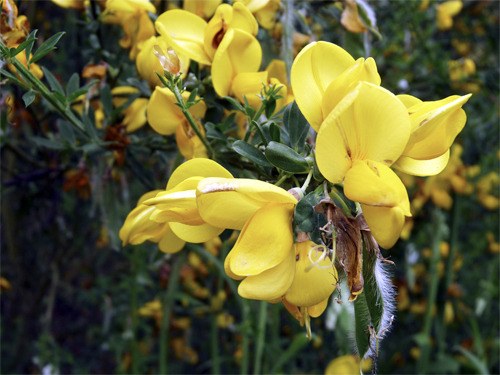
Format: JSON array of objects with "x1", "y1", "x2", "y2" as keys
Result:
[
  {"x1": 31, "y1": 31, "x2": 66, "y2": 64},
  {"x1": 22, "y1": 90, "x2": 36, "y2": 107},
  {"x1": 283, "y1": 101, "x2": 310, "y2": 152},
  {"x1": 66, "y1": 73, "x2": 80, "y2": 96},
  {"x1": 31, "y1": 136, "x2": 64, "y2": 150},
  {"x1": 264, "y1": 141, "x2": 309, "y2": 173},
  {"x1": 232, "y1": 140, "x2": 272, "y2": 167},
  {"x1": 24, "y1": 30, "x2": 38, "y2": 63},
  {"x1": 67, "y1": 79, "x2": 98, "y2": 103},
  {"x1": 454, "y1": 346, "x2": 489, "y2": 375},
  {"x1": 224, "y1": 96, "x2": 244, "y2": 111},
  {"x1": 269, "y1": 122, "x2": 281, "y2": 142},
  {"x1": 186, "y1": 88, "x2": 198, "y2": 106},
  {"x1": 58, "y1": 120, "x2": 76, "y2": 145},
  {"x1": 0, "y1": 68, "x2": 26, "y2": 87},
  {"x1": 100, "y1": 85, "x2": 113, "y2": 118},
  {"x1": 41, "y1": 67, "x2": 65, "y2": 95},
  {"x1": 293, "y1": 185, "x2": 325, "y2": 243}
]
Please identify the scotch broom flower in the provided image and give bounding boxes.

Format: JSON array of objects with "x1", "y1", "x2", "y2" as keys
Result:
[
  {"x1": 315, "y1": 82, "x2": 412, "y2": 248},
  {"x1": 119, "y1": 190, "x2": 186, "y2": 253},
  {"x1": 394, "y1": 93, "x2": 472, "y2": 176},
  {"x1": 196, "y1": 177, "x2": 297, "y2": 300},
  {"x1": 147, "y1": 87, "x2": 208, "y2": 158},
  {"x1": 436, "y1": 0, "x2": 463, "y2": 31},
  {"x1": 155, "y1": 2, "x2": 262, "y2": 96},
  {"x1": 291, "y1": 41, "x2": 380, "y2": 131},
  {"x1": 142, "y1": 159, "x2": 233, "y2": 244}
]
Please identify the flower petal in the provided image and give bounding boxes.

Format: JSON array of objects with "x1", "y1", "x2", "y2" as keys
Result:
[
  {"x1": 169, "y1": 221, "x2": 224, "y2": 243},
  {"x1": 231, "y1": 71, "x2": 269, "y2": 109},
  {"x1": 237, "y1": 247, "x2": 295, "y2": 301},
  {"x1": 228, "y1": 203, "x2": 294, "y2": 276},
  {"x1": 394, "y1": 150, "x2": 450, "y2": 176},
  {"x1": 290, "y1": 41, "x2": 355, "y2": 131},
  {"x1": 307, "y1": 298, "x2": 330, "y2": 318},
  {"x1": 316, "y1": 82, "x2": 411, "y2": 183},
  {"x1": 197, "y1": 177, "x2": 297, "y2": 229},
  {"x1": 321, "y1": 57, "x2": 381, "y2": 118},
  {"x1": 403, "y1": 94, "x2": 471, "y2": 160},
  {"x1": 167, "y1": 159, "x2": 233, "y2": 190},
  {"x1": 158, "y1": 224, "x2": 186, "y2": 253},
  {"x1": 147, "y1": 87, "x2": 182, "y2": 135},
  {"x1": 155, "y1": 9, "x2": 211, "y2": 65},
  {"x1": 211, "y1": 28, "x2": 262, "y2": 97},
  {"x1": 285, "y1": 241, "x2": 337, "y2": 307},
  {"x1": 344, "y1": 160, "x2": 410, "y2": 214},
  {"x1": 362, "y1": 204, "x2": 406, "y2": 249}
]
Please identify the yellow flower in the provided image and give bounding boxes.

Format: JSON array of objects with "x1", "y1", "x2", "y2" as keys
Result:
[
  {"x1": 230, "y1": 60, "x2": 288, "y2": 112},
  {"x1": 314, "y1": 82, "x2": 411, "y2": 248},
  {"x1": 120, "y1": 159, "x2": 233, "y2": 251},
  {"x1": 476, "y1": 172, "x2": 499, "y2": 210},
  {"x1": 155, "y1": 2, "x2": 262, "y2": 96},
  {"x1": 183, "y1": 0, "x2": 222, "y2": 19},
  {"x1": 146, "y1": 87, "x2": 207, "y2": 158},
  {"x1": 102, "y1": 0, "x2": 156, "y2": 59},
  {"x1": 136, "y1": 36, "x2": 189, "y2": 86},
  {"x1": 236, "y1": 0, "x2": 281, "y2": 30},
  {"x1": 142, "y1": 159, "x2": 233, "y2": 244},
  {"x1": 436, "y1": 0, "x2": 463, "y2": 31},
  {"x1": 394, "y1": 93, "x2": 471, "y2": 176},
  {"x1": 196, "y1": 177, "x2": 297, "y2": 300},
  {"x1": 119, "y1": 190, "x2": 185, "y2": 253},
  {"x1": 284, "y1": 241, "x2": 337, "y2": 311},
  {"x1": 325, "y1": 355, "x2": 361, "y2": 375},
  {"x1": 291, "y1": 41, "x2": 380, "y2": 131},
  {"x1": 111, "y1": 86, "x2": 148, "y2": 132}
]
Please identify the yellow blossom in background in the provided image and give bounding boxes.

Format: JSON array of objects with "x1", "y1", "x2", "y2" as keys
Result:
[
  {"x1": 436, "y1": 0, "x2": 463, "y2": 31},
  {"x1": 136, "y1": 36, "x2": 189, "y2": 87},
  {"x1": 230, "y1": 59, "x2": 289, "y2": 112},
  {"x1": 183, "y1": 0, "x2": 222, "y2": 19},
  {"x1": 146, "y1": 87, "x2": 207, "y2": 159},
  {"x1": 324, "y1": 355, "x2": 361, "y2": 375},
  {"x1": 111, "y1": 86, "x2": 148, "y2": 132},
  {"x1": 411, "y1": 144, "x2": 474, "y2": 211},
  {"x1": 236, "y1": 0, "x2": 281, "y2": 30},
  {"x1": 102, "y1": 0, "x2": 156, "y2": 60},
  {"x1": 394, "y1": 93, "x2": 471, "y2": 176},
  {"x1": 476, "y1": 172, "x2": 499, "y2": 210},
  {"x1": 155, "y1": 2, "x2": 262, "y2": 96}
]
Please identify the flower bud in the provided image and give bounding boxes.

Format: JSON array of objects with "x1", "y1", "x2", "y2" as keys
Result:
[{"x1": 153, "y1": 45, "x2": 180, "y2": 75}]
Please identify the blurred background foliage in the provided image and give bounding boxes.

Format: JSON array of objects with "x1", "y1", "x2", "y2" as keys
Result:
[{"x1": 1, "y1": 0, "x2": 498, "y2": 374}]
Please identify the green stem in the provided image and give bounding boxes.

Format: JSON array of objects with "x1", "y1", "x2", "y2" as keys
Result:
[
  {"x1": 159, "y1": 251, "x2": 186, "y2": 374},
  {"x1": 418, "y1": 208, "x2": 445, "y2": 373},
  {"x1": 274, "y1": 174, "x2": 290, "y2": 187},
  {"x1": 300, "y1": 170, "x2": 313, "y2": 193},
  {"x1": 171, "y1": 84, "x2": 214, "y2": 157},
  {"x1": 4, "y1": 53, "x2": 86, "y2": 133},
  {"x1": 253, "y1": 301, "x2": 267, "y2": 375},
  {"x1": 444, "y1": 195, "x2": 460, "y2": 291},
  {"x1": 243, "y1": 103, "x2": 266, "y2": 142}
]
